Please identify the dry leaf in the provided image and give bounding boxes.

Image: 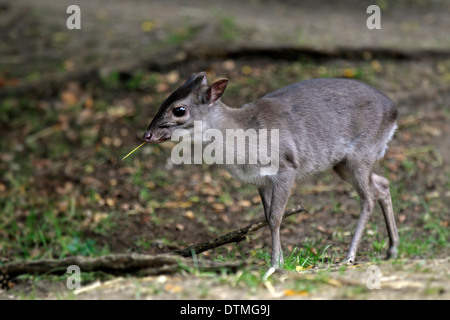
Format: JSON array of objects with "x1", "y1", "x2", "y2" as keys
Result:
[
  {"x1": 94, "y1": 212, "x2": 109, "y2": 223},
  {"x1": 141, "y1": 21, "x2": 155, "y2": 32},
  {"x1": 212, "y1": 203, "x2": 225, "y2": 212},
  {"x1": 84, "y1": 96, "x2": 94, "y2": 108},
  {"x1": 174, "y1": 187, "x2": 188, "y2": 197},
  {"x1": 61, "y1": 91, "x2": 78, "y2": 105},
  {"x1": 145, "y1": 181, "x2": 155, "y2": 189},
  {"x1": 284, "y1": 289, "x2": 309, "y2": 297},
  {"x1": 164, "y1": 284, "x2": 183, "y2": 293},
  {"x1": 102, "y1": 137, "x2": 112, "y2": 147},
  {"x1": 105, "y1": 198, "x2": 116, "y2": 207},
  {"x1": 346, "y1": 264, "x2": 363, "y2": 269},
  {"x1": 166, "y1": 70, "x2": 180, "y2": 84},
  {"x1": 156, "y1": 83, "x2": 169, "y2": 93},
  {"x1": 201, "y1": 185, "x2": 221, "y2": 196},
  {"x1": 203, "y1": 173, "x2": 213, "y2": 184},
  {"x1": 421, "y1": 124, "x2": 441, "y2": 137},
  {"x1": 220, "y1": 214, "x2": 230, "y2": 223},
  {"x1": 223, "y1": 60, "x2": 236, "y2": 71},
  {"x1": 184, "y1": 210, "x2": 195, "y2": 220},
  {"x1": 371, "y1": 60, "x2": 382, "y2": 72},
  {"x1": 165, "y1": 201, "x2": 192, "y2": 209},
  {"x1": 251, "y1": 196, "x2": 261, "y2": 204},
  {"x1": 64, "y1": 60, "x2": 75, "y2": 71},
  {"x1": 317, "y1": 225, "x2": 331, "y2": 234},
  {"x1": 295, "y1": 265, "x2": 313, "y2": 272},
  {"x1": 425, "y1": 191, "x2": 440, "y2": 200},
  {"x1": 342, "y1": 68, "x2": 356, "y2": 78},
  {"x1": 325, "y1": 278, "x2": 342, "y2": 287},
  {"x1": 242, "y1": 65, "x2": 252, "y2": 75},
  {"x1": 238, "y1": 200, "x2": 252, "y2": 207}
]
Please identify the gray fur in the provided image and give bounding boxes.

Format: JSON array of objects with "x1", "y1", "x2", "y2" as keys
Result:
[{"x1": 144, "y1": 73, "x2": 399, "y2": 270}]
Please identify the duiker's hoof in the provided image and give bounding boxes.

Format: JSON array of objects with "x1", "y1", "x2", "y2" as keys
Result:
[
  {"x1": 262, "y1": 267, "x2": 278, "y2": 281},
  {"x1": 386, "y1": 247, "x2": 398, "y2": 260},
  {"x1": 342, "y1": 256, "x2": 356, "y2": 265}
]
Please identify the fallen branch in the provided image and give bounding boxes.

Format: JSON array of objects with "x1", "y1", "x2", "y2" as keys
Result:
[
  {"x1": 2, "y1": 253, "x2": 245, "y2": 279},
  {"x1": 1, "y1": 206, "x2": 305, "y2": 279},
  {"x1": 173, "y1": 205, "x2": 306, "y2": 257}
]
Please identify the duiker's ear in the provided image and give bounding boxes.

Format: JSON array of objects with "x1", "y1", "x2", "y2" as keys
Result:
[{"x1": 205, "y1": 78, "x2": 228, "y2": 104}]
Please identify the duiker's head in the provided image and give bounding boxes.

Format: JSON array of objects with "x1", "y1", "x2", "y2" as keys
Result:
[{"x1": 143, "y1": 72, "x2": 228, "y2": 143}]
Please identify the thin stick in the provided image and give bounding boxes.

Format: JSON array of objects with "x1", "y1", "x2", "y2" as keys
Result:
[
  {"x1": 173, "y1": 205, "x2": 306, "y2": 257},
  {"x1": 122, "y1": 142, "x2": 146, "y2": 160}
]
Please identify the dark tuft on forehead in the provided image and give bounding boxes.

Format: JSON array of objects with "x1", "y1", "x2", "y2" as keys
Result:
[{"x1": 161, "y1": 73, "x2": 203, "y2": 109}]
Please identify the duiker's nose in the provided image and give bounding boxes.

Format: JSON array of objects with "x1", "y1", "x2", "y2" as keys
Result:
[{"x1": 143, "y1": 131, "x2": 153, "y2": 142}]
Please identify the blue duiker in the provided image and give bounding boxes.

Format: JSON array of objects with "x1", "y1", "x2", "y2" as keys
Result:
[{"x1": 143, "y1": 72, "x2": 399, "y2": 273}]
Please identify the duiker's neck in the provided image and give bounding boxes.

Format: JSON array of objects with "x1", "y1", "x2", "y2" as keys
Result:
[{"x1": 208, "y1": 101, "x2": 251, "y2": 130}]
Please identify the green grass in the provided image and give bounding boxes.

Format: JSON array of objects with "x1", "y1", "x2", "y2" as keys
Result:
[
  {"x1": 134, "y1": 238, "x2": 153, "y2": 251},
  {"x1": 212, "y1": 240, "x2": 336, "y2": 279},
  {"x1": 167, "y1": 25, "x2": 202, "y2": 44},
  {"x1": 0, "y1": 198, "x2": 112, "y2": 259},
  {"x1": 218, "y1": 192, "x2": 233, "y2": 206},
  {"x1": 398, "y1": 202, "x2": 449, "y2": 258},
  {"x1": 283, "y1": 242, "x2": 336, "y2": 271},
  {"x1": 220, "y1": 16, "x2": 239, "y2": 41},
  {"x1": 125, "y1": 70, "x2": 144, "y2": 90},
  {"x1": 372, "y1": 238, "x2": 388, "y2": 256},
  {"x1": 101, "y1": 70, "x2": 120, "y2": 89}
]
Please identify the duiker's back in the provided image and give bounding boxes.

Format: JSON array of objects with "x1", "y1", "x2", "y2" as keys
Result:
[{"x1": 244, "y1": 78, "x2": 397, "y2": 176}]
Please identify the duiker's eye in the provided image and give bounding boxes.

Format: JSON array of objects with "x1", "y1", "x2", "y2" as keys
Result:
[{"x1": 172, "y1": 106, "x2": 186, "y2": 117}]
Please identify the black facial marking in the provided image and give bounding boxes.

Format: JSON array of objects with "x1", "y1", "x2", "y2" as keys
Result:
[
  {"x1": 161, "y1": 74, "x2": 202, "y2": 110},
  {"x1": 147, "y1": 74, "x2": 204, "y2": 130}
]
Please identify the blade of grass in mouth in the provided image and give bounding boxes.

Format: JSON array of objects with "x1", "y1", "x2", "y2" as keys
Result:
[{"x1": 122, "y1": 142, "x2": 147, "y2": 160}]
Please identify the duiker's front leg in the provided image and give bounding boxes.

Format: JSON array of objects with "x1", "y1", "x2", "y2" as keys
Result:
[{"x1": 266, "y1": 171, "x2": 296, "y2": 268}]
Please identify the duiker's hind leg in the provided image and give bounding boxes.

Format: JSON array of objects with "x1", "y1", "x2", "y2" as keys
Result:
[
  {"x1": 334, "y1": 160, "x2": 376, "y2": 263},
  {"x1": 372, "y1": 173, "x2": 399, "y2": 259}
]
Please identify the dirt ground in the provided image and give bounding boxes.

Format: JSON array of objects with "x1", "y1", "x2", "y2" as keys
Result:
[{"x1": 0, "y1": 0, "x2": 449, "y2": 300}]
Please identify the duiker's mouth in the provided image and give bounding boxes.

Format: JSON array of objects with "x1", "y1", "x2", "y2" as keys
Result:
[{"x1": 143, "y1": 130, "x2": 170, "y2": 143}]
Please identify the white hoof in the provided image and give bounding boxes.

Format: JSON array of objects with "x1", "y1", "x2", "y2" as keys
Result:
[{"x1": 262, "y1": 267, "x2": 277, "y2": 281}]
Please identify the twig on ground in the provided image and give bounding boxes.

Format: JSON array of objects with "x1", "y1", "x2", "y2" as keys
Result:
[{"x1": 173, "y1": 205, "x2": 306, "y2": 257}]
